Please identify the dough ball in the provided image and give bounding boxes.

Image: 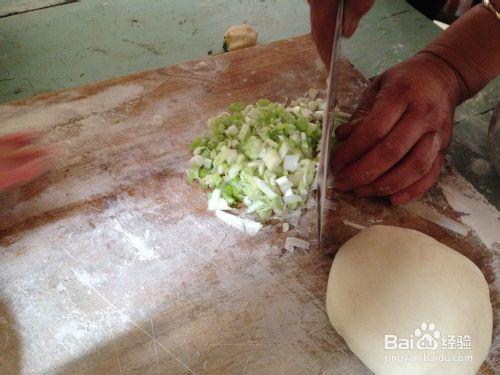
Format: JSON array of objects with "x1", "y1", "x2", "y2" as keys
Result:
[
  {"x1": 326, "y1": 225, "x2": 492, "y2": 375},
  {"x1": 223, "y1": 24, "x2": 258, "y2": 52}
]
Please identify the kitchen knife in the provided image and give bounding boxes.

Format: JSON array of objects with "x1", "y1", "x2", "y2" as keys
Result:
[{"x1": 317, "y1": 0, "x2": 344, "y2": 252}]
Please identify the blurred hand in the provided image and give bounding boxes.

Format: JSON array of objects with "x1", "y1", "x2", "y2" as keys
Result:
[
  {"x1": 331, "y1": 52, "x2": 462, "y2": 205},
  {"x1": 0, "y1": 132, "x2": 52, "y2": 191},
  {"x1": 309, "y1": 0, "x2": 374, "y2": 66}
]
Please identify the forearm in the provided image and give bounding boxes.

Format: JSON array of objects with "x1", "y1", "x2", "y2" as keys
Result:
[{"x1": 422, "y1": 3, "x2": 500, "y2": 103}]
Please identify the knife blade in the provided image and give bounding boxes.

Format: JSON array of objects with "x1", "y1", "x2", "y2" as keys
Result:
[{"x1": 317, "y1": 0, "x2": 344, "y2": 252}]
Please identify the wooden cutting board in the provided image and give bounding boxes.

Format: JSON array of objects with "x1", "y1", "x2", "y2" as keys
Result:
[{"x1": 0, "y1": 35, "x2": 497, "y2": 374}]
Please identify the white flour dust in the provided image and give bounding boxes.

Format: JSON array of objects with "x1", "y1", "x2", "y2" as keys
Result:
[
  {"x1": 72, "y1": 268, "x2": 108, "y2": 289},
  {"x1": 0, "y1": 84, "x2": 145, "y2": 133},
  {"x1": 113, "y1": 220, "x2": 159, "y2": 262},
  {"x1": 440, "y1": 172, "x2": 500, "y2": 250}
]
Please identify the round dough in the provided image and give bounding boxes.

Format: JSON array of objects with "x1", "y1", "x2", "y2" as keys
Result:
[
  {"x1": 326, "y1": 225, "x2": 492, "y2": 375},
  {"x1": 223, "y1": 24, "x2": 258, "y2": 52}
]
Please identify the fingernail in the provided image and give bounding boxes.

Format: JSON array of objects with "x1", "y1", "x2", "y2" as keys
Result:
[
  {"x1": 343, "y1": 18, "x2": 353, "y2": 38},
  {"x1": 343, "y1": 19, "x2": 359, "y2": 38},
  {"x1": 32, "y1": 157, "x2": 50, "y2": 169},
  {"x1": 46, "y1": 145, "x2": 61, "y2": 158}
]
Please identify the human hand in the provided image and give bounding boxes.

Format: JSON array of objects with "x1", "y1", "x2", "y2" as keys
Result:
[
  {"x1": 331, "y1": 52, "x2": 462, "y2": 205},
  {"x1": 0, "y1": 132, "x2": 53, "y2": 191},
  {"x1": 309, "y1": 0, "x2": 374, "y2": 67}
]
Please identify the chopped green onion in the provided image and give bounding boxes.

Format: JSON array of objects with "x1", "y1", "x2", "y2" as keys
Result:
[{"x1": 187, "y1": 91, "x2": 350, "y2": 227}]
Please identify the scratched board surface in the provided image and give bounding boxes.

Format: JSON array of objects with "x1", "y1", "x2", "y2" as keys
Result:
[
  {"x1": 0, "y1": 35, "x2": 497, "y2": 374},
  {"x1": 0, "y1": 0, "x2": 74, "y2": 17}
]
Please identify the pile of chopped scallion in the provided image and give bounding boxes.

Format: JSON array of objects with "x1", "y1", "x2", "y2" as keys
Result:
[{"x1": 187, "y1": 89, "x2": 349, "y2": 235}]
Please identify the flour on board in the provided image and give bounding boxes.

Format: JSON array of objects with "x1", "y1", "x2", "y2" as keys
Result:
[
  {"x1": 440, "y1": 171, "x2": 500, "y2": 250},
  {"x1": 0, "y1": 84, "x2": 145, "y2": 133}
]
